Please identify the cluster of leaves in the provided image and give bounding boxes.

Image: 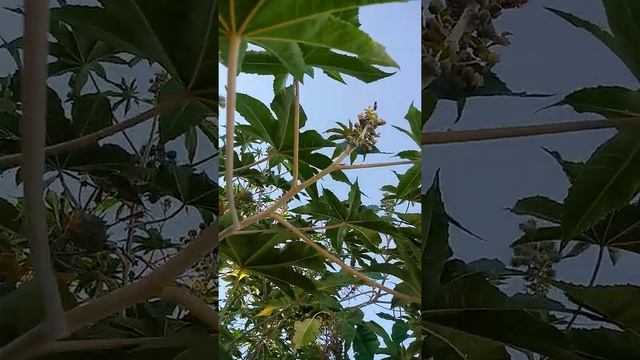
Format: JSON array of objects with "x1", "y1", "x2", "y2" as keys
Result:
[
  {"x1": 423, "y1": 1, "x2": 640, "y2": 359},
  {"x1": 219, "y1": 1, "x2": 424, "y2": 358},
  {"x1": 0, "y1": 0, "x2": 219, "y2": 358}
]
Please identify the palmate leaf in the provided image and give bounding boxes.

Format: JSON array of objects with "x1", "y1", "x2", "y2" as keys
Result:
[
  {"x1": 565, "y1": 328, "x2": 640, "y2": 360},
  {"x1": 237, "y1": 46, "x2": 394, "y2": 83},
  {"x1": 235, "y1": 87, "x2": 346, "y2": 197},
  {"x1": 137, "y1": 164, "x2": 218, "y2": 216},
  {"x1": 562, "y1": 129, "x2": 640, "y2": 240},
  {"x1": 423, "y1": 276, "x2": 583, "y2": 360},
  {"x1": 422, "y1": 172, "x2": 451, "y2": 308},
  {"x1": 53, "y1": 0, "x2": 216, "y2": 94},
  {"x1": 220, "y1": 231, "x2": 325, "y2": 297},
  {"x1": 53, "y1": 0, "x2": 217, "y2": 143},
  {"x1": 392, "y1": 102, "x2": 421, "y2": 146},
  {"x1": 511, "y1": 196, "x2": 640, "y2": 256},
  {"x1": 548, "y1": 3, "x2": 640, "y2": 82},
  {"x1": 292, "y1": 183, "x2": 398, "y2": 252},
  {"x1": 219, "y1": 0, "x2": 401, "y2": 81},
  {"x1": 353, "y1": 323, "x2": 380, "y2": 360},
  {"x1": 536, "y1": 74, "x2": 640, "y2": 242},
  {"x1": 553, "y1": 282, "x2": 640, "y2": 333}
]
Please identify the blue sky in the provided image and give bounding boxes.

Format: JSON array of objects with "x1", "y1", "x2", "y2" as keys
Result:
[{"x1": 218, "y1": 0, "x2": 421, "y2": 356}]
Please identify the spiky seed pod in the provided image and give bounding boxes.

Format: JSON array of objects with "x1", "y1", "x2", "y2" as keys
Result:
[{"x1": 67, "y1": 212, "x2": 108, "y2": 252}]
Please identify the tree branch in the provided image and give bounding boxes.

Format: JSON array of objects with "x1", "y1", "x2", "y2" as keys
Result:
[
  {"x1": 0, "y1": 223, "x2": 219, "y2": 360},
  {"x1": 21, "y1": 0, "x2": 66, "y2": 340},
  {"x1": 0, "y1": 95, "x2": 186, "y2": 167},
  {"x1": 271, "y1": 214, "x2": 421, "y2": 305},
  {"x1": 161, "y1": 286, "x2": 218, "y2": 331},
  {"x1": 421, "y1": 117, "x2": 640, "y2": 145}
]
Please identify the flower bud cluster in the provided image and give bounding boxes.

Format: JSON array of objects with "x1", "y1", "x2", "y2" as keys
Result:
[
  {"x1": 346, "y1": 106, "x2": 386, "y2": 152},
  {"x1": 424, "y1": 0, "x2": 528, "y2": 90}
]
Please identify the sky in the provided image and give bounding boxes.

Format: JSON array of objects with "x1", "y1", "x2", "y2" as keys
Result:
[
  {"x1": 423, "y1": 0, "x2": 639, "y2": 303},
  {"x1": 218, "y1": 0, "x2": 421, "y2": 356}
]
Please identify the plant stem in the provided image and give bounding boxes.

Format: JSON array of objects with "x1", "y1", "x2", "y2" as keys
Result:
[
  {"x1": 233, "y1": 154, "x2": 273, "y2": 173},
  {"x1": 338, "y1": 159, "x2": 417, "y2": 170},
  {"x1": 225, "y1": 35, "x2": 242, "y2": 229},
  {"x1": 161, "y1": 286, "x2": 218, "y2": 331},
  {"x1": 421, "y1": 117, "x2": 640, "y2": 146},
  {"x1": 292, "y1": 80, "x2": 300, "y2": 186},
  {"x1": 564, "y1": 245, "x2": 605, "y2": 330},
  {"x1": 21, "y1": 0, "x2": 66, "y2": 340},
  {"x1": 0, "y1": 95, "x2": 186, "y2": 167},
  {"x1": 271, "y1": 214, "x2": 421, "y2": 305}
]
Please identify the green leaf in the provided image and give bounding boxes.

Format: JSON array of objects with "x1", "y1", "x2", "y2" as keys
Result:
[
  {"x1": 423, "y1": 321, "x2": 509, "y2": 360},
  {"x1": 292, "y1": 184, "x2": 398, "y2": 251},
  {"x1": 292, "y1": 318, "x2": 321, "y2": 350},
  {"x1": 422, "y1": 172, "x2": 451, "y2": 308},
  {"x1": 563, "y1": 129, "x2": 640, "y2": 240},
  {"x1": 391, "y1": 103, "x2": 421, "y2": 146},
  {"x1": 541, "y1": 147, "x2": 584, "y2": 183},
  {"x1": 71, "y1": 93, "x2": 113, "y2": 136},
  {"x1": 240, "y1": 47, "x2": 394, "y2": 83},
  {"x1": 427, "y1": 68, "x2": 550, "y2": 123},
  {"x1": 544, "y1": 86, "x2": 640, "y2": 117},
  {"x1": 423, "y1": 90, "x2": 437, "y2": 127},
  {"x1": 554, "y1": 282, "x2": 640, "y2": 332},
  {"x1": 54, "y1": 0, "x2": 216, "y2": 95},
  {"x1": 566, "y1": 328, "x2": 640, "y2": 360},
  {"x1": 185, "y1": 126, "x2": 198, "y2": 163},
  {"x1": 547, "y1": 5, "x2": 640, "y2": 81},
  {"x1": 395, "y1": 164, "x2": 421, "y2": 201},
  {"x1": 220, "y1": 231, "x2": 324, "y2": 293},
  {"x1": 220, "y1": 0, "x2": 401, "y2": 80},
  {"x1": 158, "y1": 79, "x2": 212, "y2": 144},
  {"x1": 424, "y1": 277, "x2": 583, "y2": 360},
  {"x1": 353, "y1": 323, "x2": 379, "y2": 360},
  {"x1": 511, "y1": 195, "x2": 563, "y2": 224},
  {"x1": 0, "y1": 198, "x2": 20, "y2": 233}
]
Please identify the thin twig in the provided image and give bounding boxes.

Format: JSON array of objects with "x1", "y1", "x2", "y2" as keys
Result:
[
  {"x1": 21, "y1": 0, "x2": 67, "y2": 340},
  {"x1": 421, "y1": 116, "x2": 640, "y2": 146},
  {"x1": 233, "y1": 154, "x2": 273, "y2": 173},
  {"x1": 192, "y1": 151, "x2": 218, "y2": 168},
  {"x1": 271, "y1": 214, "x2": 421, "y2": 305},
  {"x1": 564, "y1": 245, "x2": 605, "y2": 330}
]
